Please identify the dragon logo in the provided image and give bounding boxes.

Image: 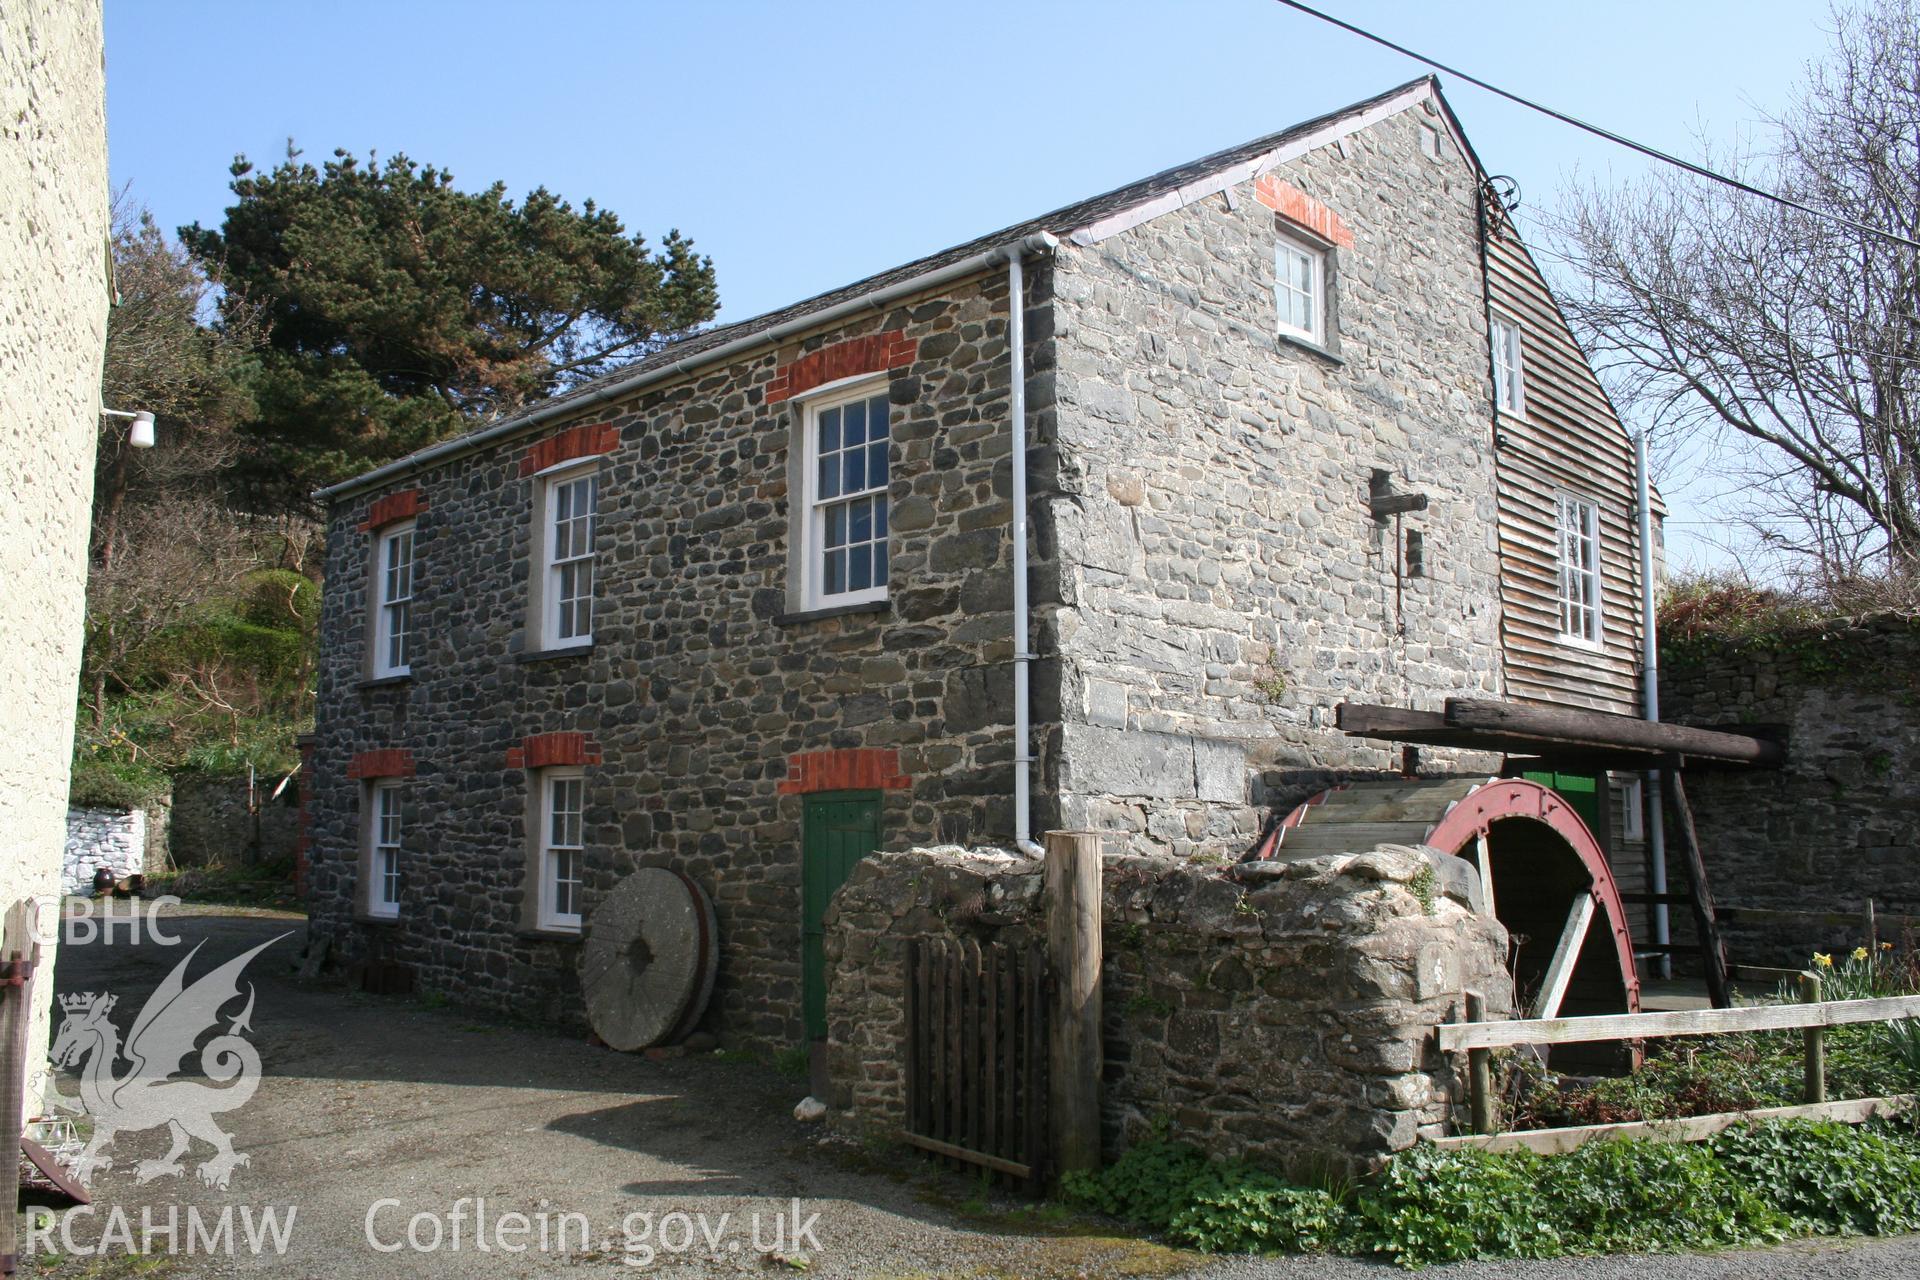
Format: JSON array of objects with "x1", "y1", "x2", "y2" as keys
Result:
[{"x1": 50, "y1": 934, "x2": 288, "y2": 1188}]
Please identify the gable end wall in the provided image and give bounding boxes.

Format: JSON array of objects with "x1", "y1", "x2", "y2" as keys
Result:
[{"x1": 1043, "y1": 104, "x2": 1506, "y2": 852}]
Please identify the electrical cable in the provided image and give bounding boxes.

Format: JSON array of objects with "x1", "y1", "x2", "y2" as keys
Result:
[{"x1": 1273, "y1": 0, "x2": 1920, "y2": 252}]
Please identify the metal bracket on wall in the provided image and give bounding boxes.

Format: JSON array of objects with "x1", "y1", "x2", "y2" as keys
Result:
[{"x1": 1367, "y1": 468, "x2": 1428, "y2": 520}]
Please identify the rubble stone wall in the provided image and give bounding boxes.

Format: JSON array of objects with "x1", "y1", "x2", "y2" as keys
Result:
[
  {"x1": 1043, "y1": 102, "x2": 1507, "y2": 857},
  {"x1": 170, "y1": 774, "x2": 301, "y2": 868},
  {"x1": 63, "y1": 809, "x2": 144, "y2": 896},
  {"x1": 824, "y1": 844, "x2": 1511, "y2": 1174},
  {"x1": 309, "y1": 267, "x2": 1059, "y2": 1049},
  {"x1": 1662, "y1": 613, "x2": 1920, "y2": 966}
]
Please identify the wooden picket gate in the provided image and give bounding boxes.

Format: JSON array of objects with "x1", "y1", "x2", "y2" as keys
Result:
[{"x1": 902, "y1": 936, "x2": 1050, "y2": 1190}]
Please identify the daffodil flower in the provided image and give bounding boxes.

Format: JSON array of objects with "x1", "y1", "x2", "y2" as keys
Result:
[
  {"x1": 1814, "y1": 952, "x2": 1834, "y2": 968},
  {"x1": 1853, "y1": 946, "x2": 1871, "y2": 961}
]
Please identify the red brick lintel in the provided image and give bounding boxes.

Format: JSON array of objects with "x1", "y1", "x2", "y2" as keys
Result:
[
  {"x1": 359, "y1": 489, "x2": 427, "y2": 533},
  {"x1": 766, "y1": 331, "x2": 917, "y2": 405},
  {"x1": 348, "y1": 748, "x2": 416, "y2": 780},
  {"x1": 519, "y1": 422, "x2": 619, "y2": 478},
  {"x1": 777, "y1": 747, "x2": 911, "y2": 795},
  {"x1": 1252, "y1": 177, "x2": 1356, "y2": 249},
  {"x1": 505, "y1": 732, "x2": 604, "y2": 770}
]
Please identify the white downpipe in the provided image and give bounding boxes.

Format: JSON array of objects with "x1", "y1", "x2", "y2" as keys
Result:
[
  {"x1": 1007, "y1": 240, "x2": 1048, "y2": 859},
  {"x1": 1636, "y1": 433, "x2": 1672, "y2": 978}
]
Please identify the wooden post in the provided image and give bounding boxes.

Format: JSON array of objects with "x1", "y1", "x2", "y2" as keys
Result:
[
  {"x1": 1664, "y1": 769, "x2": 1732, "y2": 1009},
  {"x1": 1, "y1": 899, "x2": 43, "y2": 1279},
  {"x1": 1466, "y1": 992, "x2": 1497, "y2": 1136},
  {"x1": 1865, "y1": 898, "x2": 1878, "y2": 955},
  {"x1": 1800, "y1": 971, "x2": 1827, "y2": 1104},
  {"x1": 1045, "y1": 830, "x2": 1102, "y2": 1179}
]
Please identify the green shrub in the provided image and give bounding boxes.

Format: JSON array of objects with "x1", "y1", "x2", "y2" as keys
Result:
[
  {"x1": 1064, "y1": 1120, "x2": 1920, "y2": 1270},
  {"x1": 1168, "y1": 1181, "x2": 1350, "y2": 1254},
  {"x1": 68, "y1": 754, "x2": 170, "y2": 809},
  {"x1": 1347, "y1": 1143, "x2": 1564, "y2": 1264},
  {"x1": 1060, "y1": 1139, "x2": 1217, "y2": 1231},
  {"x1": 1712, "y1": 1120, "x2": 1920, "y2": 1236},
  {"x1": 1531, "y1": 1135, "x2": 1787, "y2": 1255}
]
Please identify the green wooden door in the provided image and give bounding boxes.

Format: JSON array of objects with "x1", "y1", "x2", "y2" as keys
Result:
[{"x1": 802, "y1": 792, "x2": 882, "y2": 1040}]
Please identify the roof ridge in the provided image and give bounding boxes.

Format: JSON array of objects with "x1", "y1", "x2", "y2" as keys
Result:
[{"x1": 320, "y1": 76, "x2": 1445, "y2": 501}]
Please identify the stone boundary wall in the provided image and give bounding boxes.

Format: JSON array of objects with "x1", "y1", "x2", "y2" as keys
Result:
[
  {"x1": 170, "y1": 774, "x2": 302, "y2": 868},
  {"x1": 823, "y1": 842, "x2": 1511, "y2": 1175},
  {"x1": 1662, "y1": 612, "x2": 1920, "y2": 967},
  {"x1": 63, "y1": 808, "x2": 145, "y2": 895}
]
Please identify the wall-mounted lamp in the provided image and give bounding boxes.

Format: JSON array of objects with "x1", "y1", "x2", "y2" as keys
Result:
[{"x1": 101, "y1": 408, "x2": 156, "y2": 449}]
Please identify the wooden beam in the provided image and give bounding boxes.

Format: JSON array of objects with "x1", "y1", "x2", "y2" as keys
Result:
[
  {"x1": 1337, "y1": 705, "x2": 1704, "y2": 771},
  {"x1": 1045, "y1": 830, "x2": 1102, "y2": 1179},
  {"x1": 1444, "y1": 698, "x2": 1785, "y2": 767},
  {"x1": 1719, "y1": 905, "x2": 1920, "y2": 932},
  {"x1": 1618, "y1": 899, "x2": 1920, "y2": 933},
  {"x1": 1618, "y1": 891, "x2": 1696, "y2": 906},
  {"x1": 1531, "y1": 892, "x2": 1596, "y2": 1020},
  {"x1": 1474, "y1": 834, "x2": 1496, "y2": 919},
  {"x1": 1430, "y1": 1094, "x2": 1914, "y2": 1155},
  {"x1": 1667, "y1": 769, "x2": 1733, "y2": 1009},
  {"x1": 1335, "y1": 703, "x2": 1450, "y2": 737},
  {"x1": 1437, "y1": 991, "x2": 1920, "y2": 1052},
  {"x1": 1801, "y1": 972, "x2": 1827, "y2": 1104},
  {"x1": 1728, "y1": 964, "x2": 1806, "y2": 985},
  {"x1": 901, "y1": 1131, "x2": 1031, "y2": 1180}
]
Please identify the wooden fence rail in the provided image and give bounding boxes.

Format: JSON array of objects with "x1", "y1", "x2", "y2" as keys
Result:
[
  {"x1": 1439, "y1": 992, "x2": 1920, "y2": 1053},
  {"x1": 1442, "y1": 987, "x2": 1920, "y2": 1149}
]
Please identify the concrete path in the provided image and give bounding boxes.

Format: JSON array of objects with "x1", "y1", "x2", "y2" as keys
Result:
[{"x1": 27, "y1": 906, "x2": 1920, "y2": 1279}]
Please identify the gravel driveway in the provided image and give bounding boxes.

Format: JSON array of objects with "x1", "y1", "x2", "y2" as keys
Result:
[{"x1": 29, "y1": 905, "x2": 1920, "y2": 1279}]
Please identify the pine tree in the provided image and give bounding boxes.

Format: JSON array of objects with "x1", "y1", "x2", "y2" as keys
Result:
[{"x1": 182, "y1": 147, "x2": 719, "y2": 505}]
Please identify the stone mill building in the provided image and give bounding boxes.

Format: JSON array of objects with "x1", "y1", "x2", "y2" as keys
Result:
[{"x1": 306, "y1": 78, "x2": 1658, "y2": 1056}]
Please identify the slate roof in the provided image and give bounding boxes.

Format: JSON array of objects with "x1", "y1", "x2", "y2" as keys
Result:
[{"x1": 325, "y1": 77, "x2": 1435, "y2": 496}]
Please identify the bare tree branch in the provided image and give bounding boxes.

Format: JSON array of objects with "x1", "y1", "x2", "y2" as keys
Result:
[{"x1": 1547, "y1": 1, "x2": 1920, "y2": 586}]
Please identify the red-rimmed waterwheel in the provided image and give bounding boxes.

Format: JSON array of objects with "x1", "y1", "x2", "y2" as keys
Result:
[{"x1": 1250, "y1": 777, "x2": 1640, "y2": 1020}]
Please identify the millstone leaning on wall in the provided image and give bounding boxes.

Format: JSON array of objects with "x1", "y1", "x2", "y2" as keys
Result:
[{"x1": 823, "y1": 841, "x2": 1511, "y2": 1175}]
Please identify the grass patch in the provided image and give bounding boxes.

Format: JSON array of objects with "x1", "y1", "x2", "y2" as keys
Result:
[
  {"x1": 1064, "y1": 1116, "x2": 1920, "y2": 1268},
  {"x1": 26, "y1": 1243, "x2": 180, "y2": 1278}
]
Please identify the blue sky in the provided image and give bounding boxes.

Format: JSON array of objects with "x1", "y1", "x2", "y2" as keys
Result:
[{"x1": 104, "y1": 1, "x2": 1836, "y2": 570}]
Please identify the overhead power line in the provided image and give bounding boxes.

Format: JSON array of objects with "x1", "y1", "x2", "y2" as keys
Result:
[
  {"x1": 1505, "y1": 217, "x2": 1920, "y2": 371},
  {"x1": 1273, "y1": 0, "x2": 1920, "y2": 251}
]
